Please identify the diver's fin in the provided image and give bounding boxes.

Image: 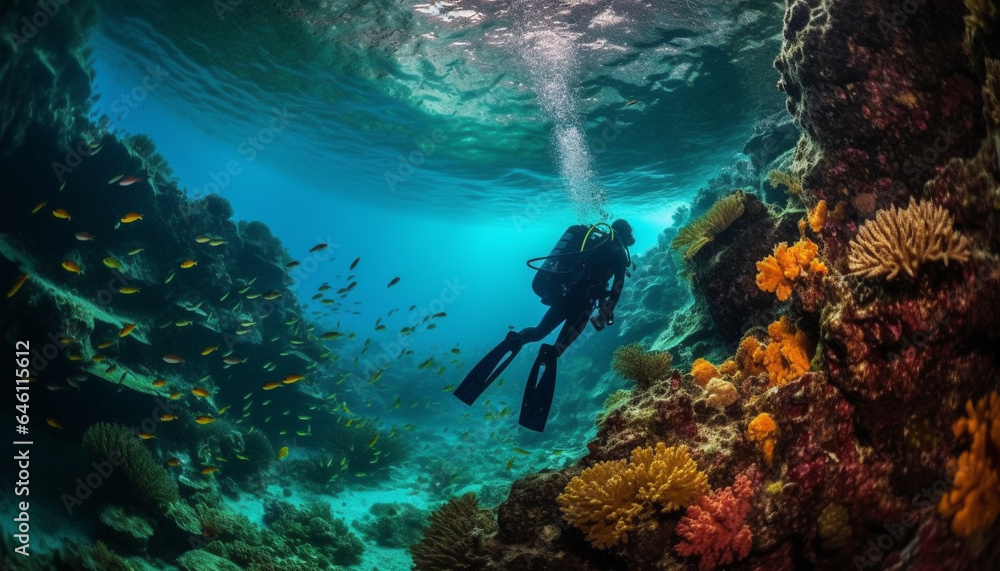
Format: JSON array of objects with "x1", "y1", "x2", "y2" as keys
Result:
[
  {"x1": 453, "y1": 331, "x2": 522, "y2": 406},
  {"x1": 519, "y1": 343, "x2": 557, "y2": 432}
]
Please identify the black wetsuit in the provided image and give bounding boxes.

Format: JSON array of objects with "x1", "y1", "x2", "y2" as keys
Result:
[{"x1": 518, "y1": 236, "x2": 629, "y2": 356}]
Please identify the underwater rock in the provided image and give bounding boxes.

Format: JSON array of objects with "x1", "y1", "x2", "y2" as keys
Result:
[
  {"x1": 742, "y1": 112, "x2": 799, "y2": 173},
  {"x1": 688, "y1": 194, "x2": 797, "y2": 343}
]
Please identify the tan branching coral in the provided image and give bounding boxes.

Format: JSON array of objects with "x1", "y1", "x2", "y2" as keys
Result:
[
  {"x1": 939, "y1": 391, "x2": 1000, "y2": 537},
  {"x1": 767, "y1": 170, "x2": 803, "y2": 195},
  {"x1": 612, "y1": 343, "x2": 673, "y2": 389},
  {"x1": 671, "y1": 192, "x2": 746, "y2": 260},
  {"x1": 847, "y1": 198, "x2": 972, "y2": 280},
  {"x1": 557, "y1": 444, "x2": 708, "y2": 549}
]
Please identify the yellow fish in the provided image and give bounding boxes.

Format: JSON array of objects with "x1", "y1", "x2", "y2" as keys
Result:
[
  {"x1": 151, "y1": 378, "x2": 167, "y2": 388},
  {"x1": 180, "y1": 259, "x2": 197, "y2": 268},
  {"x1": 276, "y1": 446, "x2": 289, "y2": 460},
  {"x1": 46, "y1": 417, "x2": 63, "y2": 429},
  {"x1": 160, "y1": 414, "x2": 178, "y2": 421},
  {"x1": 201, "y1": 346, "x2": 219, "y2": 356},
  {"x1": 195, "y1": 415, "x2": 215, "y2": 424},
  {"x1": 282, "y1": 374, "x2": 304, "y2": 384},
  {"x1": 209, "y1": 239, "x2": 226, "y2": 246},
  {"x1": 117, "y1": 322, "x2": 135, "y2": 337},
  {"x1": 191, "y1": 387, "x2": 211, "y2": 397},
  {"x1": 31, "y1": 201, "x2": 46, "y2": 214},
  {"x1": 61, "y1": 260, "x2": 83, "y2": 274},
  {"x1": 120, "y1": 212, "x2": 143, "y2": 223},
  {"x1": 52, "y1": 208, "x2": 72, "y2": 220},
  {"x1": 127, "y1": 247, "x2": 144, "y2": 256},
  {"x1": 218, "y1": 405, "x2": 231, "y2": 414},
  {"x1": 263, "y1": 382, "x2": 281, "y2": 390},
  {"x1": 119, "y1": 286, "x2": 140, "y2": 294},
  {"x1": 139, "y1": 432, "x2": 157, "y2": 440},
  {"x1": 7, "y1": 274, "x2": 29, "y2": 298},
  {"x1": 166, "y1": 458, "x2": 180, "y2": 467},
  {"x1": 175, "y1": 320, "x2": 192, "y2": 327},
  {"x1": 195, "y1": 235, "x2": 212, "y2": 243},
  {"x1": 200, "y1": 466, "x2": 219, "y2": 475},
  {"x1": 368, "y1": 434, "x2": 379, "y2": 448},
  {"x1": 102, "y1": 257, "x2": 122, "y2": 269},
  {"x1": 170, "y1": 391, "x2": 182, "y2": 400}
]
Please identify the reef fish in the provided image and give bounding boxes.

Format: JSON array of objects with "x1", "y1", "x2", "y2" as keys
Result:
[
  {"x1": 387, "y1": 277, "x2": 400, "y2": 288},
  {"x1": 119, "y1": 286, "x2": 140, "y2": 294},
  {"x1": 119, "y1": 323, "x2": 136, "y2": 337},
  {"x1": 75, "y1": 232, "x2": 96, "y2": 241},
  {"x1": 180, "y1": 259, "x2": 197, "y2": 268},
  {"x1": 61, "y1": 260, "x2": 82, "y2": 274},
  {"x1": 162, "y1": 354, "x2": 185, "y2": 364},
  {"x1": 282, "y1": 374, "x2": 304, "y2": 384},
  {"x1": 52, "y1": 208, "x2": 72, "y2": 220},
  {"x1": 103, "y1": 257, "x2": 122, "y2": 269},
  {"x1": 263, "y1": 382, "x2": 281, "y2": 390},
  {"x1": 309, "y1": 243, "x2": 328, "y2": 252},
  {"x1": 151, "y1": 378, "x2": 167, "y2": 388},
  {"x1": 120, "y1": 212, "x2": 143, "y2": 223},
  {"x1": 200, "y1": 466, "x2": 219, "y2": 475},
  {"x1": 139, "y1": 432, "x2": 156, "y2": 440},
  {"x1": 45, "y1": 418, "x2": 62, "y2": 429},
  {"x1": 191, "y1": 387, "x2": 210, "y2": 397},
  {"x1": 276, "y1": 446, "x2": 289, "y2": 460},
  {"x1": 195, "y1": 415, "x2": 215, "y2": 424},
  {"x1": 350, "y1": 257, "x2": 360, "y2": 270},
  {"x1": 160, "y1": 414, "x2": 178, "y2": 421},
  {"x1": 201, "y1": 346, "x2": 218, "y2": 356},
  {"x1": 118, "y1": 176, "x2": 142, "y2": 186},
  {"x1": 6, "y1": 274, "x2": 28, "y2": 298},
  {"x1": 31, "y1": 201, "x2": 46, "y2": 214}
]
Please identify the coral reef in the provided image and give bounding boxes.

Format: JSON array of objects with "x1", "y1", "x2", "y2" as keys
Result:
[
  {"x1": 263, "y1": 500, "x2": 364, "y2": 567},
  {"x1": 556, "y1": 443, "x2": 708, "y2": 549},
  {"x1": 81, "y1": 422, "x2": 180, "y2": 509},
  {"x1": 689, "y1": 358, "x2": 718, "y2": 388},
  {"x1": 671, "y1": 192, "x2": 746, "y2": 260},
  {"x1": 766, "y1": 170, "x2": 803, "y2": 195},
  {"x1": 746, "y1": 413, "x2": 777, "y2": 466},
  {"x1": 703, "y1": 378, "x2": 739, "y2": 410},
  {"x1": 755, "y1": 237, "x2": 827, "y2": 301},
  {"x1": 847, "y1": 198, "x2": 972, "y2": 280},
  {"x1": 353, "y1": 502, "x2": 427, "y2": 548},
  {"x1": 938, "y1": 391, "x2": 1000, "y2": 537},
  {"x1": 411, "y1": 493, "x2": 497, "y2": 571},
  {"x1": 675, "y1": 470, "x2": 758, "y2": 571},
  {"x1": 611, "y1": 343, "x2": 673, "y2": 390}
]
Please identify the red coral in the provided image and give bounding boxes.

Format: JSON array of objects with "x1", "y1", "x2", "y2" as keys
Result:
[{"x1": 675, "y1": 472, "x2": 757, "y2": 570}]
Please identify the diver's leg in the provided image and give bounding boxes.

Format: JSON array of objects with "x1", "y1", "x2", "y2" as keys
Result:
[
  {"x1": 517, "y1": 304, "x2": 566, "y2": 343},
  {"x1": 453, "y1": 330, "x2": 525, "y2": 405},
  {"x1": 519, "y1": 343, "x2": 557, "y2": 432},
  {"x1": 551, "y1": 298, "x2": 596, "y2": 357}
]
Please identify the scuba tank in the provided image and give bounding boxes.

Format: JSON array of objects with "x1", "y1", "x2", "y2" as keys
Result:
[{"x1": 529, "y1": 223, "x2": 614, "y2": 305}]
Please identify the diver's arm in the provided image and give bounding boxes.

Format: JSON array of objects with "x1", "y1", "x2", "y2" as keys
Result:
[{"x1": 600, "y1": 270, "x2": 625, "y2": 320}]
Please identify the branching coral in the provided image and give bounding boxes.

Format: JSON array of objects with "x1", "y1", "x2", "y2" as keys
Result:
[
  {"x1": 690, "y1": 358, "x2": 719, "y2": 388},
  {"x1": 411, "y1": 493, "x2": 496, "y2": 570},
  {"x1": 81, "y1": 422, "x2": 179, "y2": 509},
  {"x1": 557, "y1": 443, "x2": 708, "y2": 549},
  {"x1": 847, "y1": 198, "x2": 972, "y2": 280},
  {"x1": 939, "y1": 391, "x2": 1000, "y2": 537},
  {"x1": 612, "y1": 343, "x2": 673, "y2": 390},
  {"x1": 671, "y1": 192, "x2": 746, "y2": 260},
  {"x1": 755, "y1": 237, "x2": 827, "y2": 301},
  {"x1": 675, "y1": 472, "x2": 757, "y2": 571},
  {"x1": 747, "y1": 413, "x2": 778, "y2": 465}
]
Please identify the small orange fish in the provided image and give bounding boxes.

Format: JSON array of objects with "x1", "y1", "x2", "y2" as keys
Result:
[
  {"x1": 61, "y1": 260, "x2": 82, "y2": 274},
  {"x1": 151, "y1": 378, "x2": 167, "y2": 388},
  {"x1": 119, "y1": 323, "x2": 136, "y2": 337},
  {"x1": 31, "y1": 201, "x2": 46, "y2": 214},
  {"x1": 97, "y1": 340, "x2": 114, "y2": 349},
  {"x1": 120, "y1": 212, "x2": 143, "y2": 223},
  {"x1": 52, "y1": 208, "x2": 72, "y2": 220},
  {"x1": 276, "y1": 446, "x2": 289, "y2": 460},
  {"x1": 160, "y1": 414, "x2": 178, "y2": 421},
  {"x1": 191, "y1": 387, "x2": 210, "y2": 397},
  {"x1": 119, "y1": 286, "x2": 140, "y2": 294},
  {"x1": 166, "y1": 458, "x2": 180, "y2": 467},
  {"x1": 201, "y1": 346, "x2": 219, "y2": 356},
  {"x1": 282, "y1": 374, "x2": 304, "y2": 384},
  {"x1": 169, "y1": 391, "x2": 182, "y2": 400},
  {"x1": 195, "y1": 415, "x2": 215, "y2": 424},
  {"x1": 200, "y1": 466, "x2": 219, "y2": 475},
  {"x1": 180, "y1": 259, "x2": 197, "y2": 268},
  {"x1": 163, "y1": 354, "x2": 185, "y2": 364},
  {"x1": 7, "y1": 274, "x2": 28, "y2": 298},
  {"x1": 263, "y1": 382, "x2": 281, "y2": 390},
  {"x1": 139, "y1": 432, "x2": 157, "y2": 440},
  {"x1": 46, "y1": 417, "x2": 63, "y2": 429}
]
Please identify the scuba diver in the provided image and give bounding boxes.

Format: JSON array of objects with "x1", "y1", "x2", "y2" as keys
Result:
[{"x1": 453, "y1": 219, "x2": 635, "y2": 432}]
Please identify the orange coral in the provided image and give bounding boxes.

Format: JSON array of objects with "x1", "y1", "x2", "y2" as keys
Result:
[
  {"x1": 808, "y1": 200, "x2": 827, "y2": 233},
  {"x1": 747, "y1": 413, "x2": 778, "y2": 465},
  {"x1": 735, "y1": 336, "x2": 766, "y2": 378},
  {"x1": 939, "y1": 391, "x2": 1000, "y2": 537},
  {"x1": 718, "y1": 359, "x2": 738, "y2": 376},
  {"x1": 690, "y1": 358, "x2": 720, "y2": 388},
  {"x1": 760, "y1": 317, "x2": 812, "y2": 387},
  {"x1": 755, "y1": 238, "x2": 827, "y2": 301}
]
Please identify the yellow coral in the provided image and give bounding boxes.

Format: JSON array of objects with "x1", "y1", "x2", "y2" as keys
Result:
[
  {"x1": 690, "y1": 358, "x2": 720, "y2": 388},
  {"x1": 671, "y1": 192, "x2": 746, "y2": 260},
  {"x1": 557, "y1": 444, "x2": 708, "y2": 549},
  {"x1": 736, "y1": 336, "x2": 767, "y2": 378},
  {"x1": 939, "y1": 391, "x2": 1000, "y2": 537},
  {"x1": 718, "y1": 359, "x2": 738, "y2": 376},
  {"x1": 755, "y1": 238, "x2": 827, "y2": 301},
  {"x1": 747, "y1": 413, "x2": 778, "y2": 465},
  {"x1": 808, "y1": 200, "x2": 827, "y2": 233}
]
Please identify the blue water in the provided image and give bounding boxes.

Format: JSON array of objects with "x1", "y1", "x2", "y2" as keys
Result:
[{"x1": 2, "y1": 0, "x2": 789, "y2": 566}]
